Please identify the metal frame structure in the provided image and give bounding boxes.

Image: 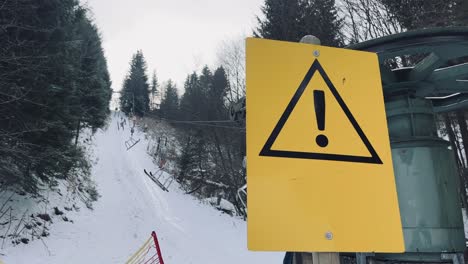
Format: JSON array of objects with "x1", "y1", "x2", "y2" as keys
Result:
[
  {"x1": 125, "y1": 137, "x2": 140, "y2": 150},
  {"x1": 349, "y1": 27, "x2": 468, "y2": 113},
  {"x1": 348, "y1": 27, "x2": 468, "y2": 263}
]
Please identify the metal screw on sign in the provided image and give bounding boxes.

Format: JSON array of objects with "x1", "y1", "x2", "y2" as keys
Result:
[
  {"x1": 325, "y1": 231, "x2": 333, "y2": 240},
  {"x1": 299, "y1": 35, "x2": 321, "y2": 57}
]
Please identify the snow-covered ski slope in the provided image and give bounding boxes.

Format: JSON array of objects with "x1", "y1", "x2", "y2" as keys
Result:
[{"x1": 4, "y1": 113, "x2": 281, "y2": 263}]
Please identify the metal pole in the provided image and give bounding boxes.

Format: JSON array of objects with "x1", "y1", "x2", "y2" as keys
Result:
[{"x1": 151, "y1": 231, "x2": 165, "y2": 264}]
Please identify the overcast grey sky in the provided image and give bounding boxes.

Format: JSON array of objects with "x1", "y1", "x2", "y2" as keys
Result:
[{"x1": 85, "y1": 0, "x2": 263, "y2": 92}]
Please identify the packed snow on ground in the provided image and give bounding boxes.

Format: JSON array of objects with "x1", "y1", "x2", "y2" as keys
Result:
[{"x1": 2, "y1": 112, "x2": 282, "y2": 264}]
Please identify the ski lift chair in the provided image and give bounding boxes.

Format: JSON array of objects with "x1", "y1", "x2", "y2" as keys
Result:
[{"x1": 125, "y1": 137, "x2": 140, "y2": 150}]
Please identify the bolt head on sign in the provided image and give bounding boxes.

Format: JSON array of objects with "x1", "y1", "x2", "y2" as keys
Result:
[{"x1": 246, "y1": 38, "x2": 404, "y2": 252}]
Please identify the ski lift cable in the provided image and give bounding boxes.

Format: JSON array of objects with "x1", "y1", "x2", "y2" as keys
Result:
[
  {"x1": 161, "y1": 119, "x2": 245, "y2": 130},
  {"x1": 143, "y1": 112, "x2": 244, "y2": 130},
  {"x1": 129, "y1": 105, "x2": 245, "y2": 130},
  {"x1": 162, "y1": 119, "x2": 236, "y2": 123},
  {"x1": 132, "y1": 103, "x2": 239, "y2": 124}
]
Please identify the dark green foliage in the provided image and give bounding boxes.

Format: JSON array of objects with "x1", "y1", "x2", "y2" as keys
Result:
[
  {"x1": 303, "y1": 0, "x2": 343, "y2": 47},
  {"x1": 171, "y1": 66, "x2": 245, "y2": 213},
  {"x1": 380, "y1": 0, "x2": 466, "y2": 30},
  {"x1": 254, "y1": 0, "x2": 305, "y2": 42},
  {"x1": 150, "y1": 71, "x2": 159, "y2": 110},
  {"x1": 71, "y1": 7, "x2": 112, "y2": 140},
  {"x1": 160, "y1": 80, "x2": 179, "y2": 120},
  {"x1": 456, "y1": 0, "x2": 468, "y2": 25},
  {"x1": 0, "y1": 1, "x2": 111, "y2": 194},
  {"x1": 177, "y1": 133, "x2": 209, "y2": 184},
  {"x1": 210, "y1": 68, "x2": 229, "y2": 119},
  {"x1": 120, "y1": 51, "x2": 150, "y2": 117},
  {"x1": 179, "y1": 73, "x2": 201, "y2": 121},
  {"x1": 179, "y1": 66, "x2": 228, "y2": 122},
  {"x1": 254, "y1": 0, "x2": 343, "y2": 46}
]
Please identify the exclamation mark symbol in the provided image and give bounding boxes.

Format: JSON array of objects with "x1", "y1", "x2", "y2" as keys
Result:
[{"x1": 314, "y1": 90, "x2": 328, "y2": 147}]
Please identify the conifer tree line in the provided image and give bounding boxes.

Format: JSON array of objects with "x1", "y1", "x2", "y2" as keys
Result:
[
  {"x1": 119, "y1": 52, "x2": 244, "y2": 213},
  {"x1": 120, "y1": 50, "x2": 151, "y2": 117},
  {"x1": 160, "y1": 66, "x2": 244, "y2": 214},
  {"x1": 0, "y1": 1, "x2": 112, "y2": 195},
  {"x1": 174, "y1": 66, "x2": 245, "y2": 209}
]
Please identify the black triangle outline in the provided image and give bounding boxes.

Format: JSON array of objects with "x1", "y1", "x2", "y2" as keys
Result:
[{"x1": 259, "y1": 59, "x2": 383, "y2": 164}]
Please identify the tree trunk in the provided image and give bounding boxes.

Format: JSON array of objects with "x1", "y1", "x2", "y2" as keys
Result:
[
  {"x1": 445, "y1": 113, "x2": 464, "y2": 167},
  {"x1": 456, "y1": 111, "x2": 468, "y2": 165},
  {"x1": 211, "y1": 129, "x2": 228, "y2": 173},
  {"x1": 74, "y1": 120, "x2": 81, "y2": 146},
  {"x1": 446, "y1": 112, "x2": 468, "y2": 209}
]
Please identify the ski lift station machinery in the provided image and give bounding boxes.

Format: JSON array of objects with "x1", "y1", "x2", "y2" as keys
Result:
[{"x1": 346, "y1": 27, "x2": 468, "y2": 263}]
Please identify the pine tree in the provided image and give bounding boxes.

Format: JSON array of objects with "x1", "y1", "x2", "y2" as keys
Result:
[
  {"x1": 303, "y1": 0, "x2": 343, "y2": 47},
  {"x1": 177, "y1": 132, "x2": 209, "y2": 192},
  {"x1": 380, "y1": 0, "x2": 460, "y2": 29},
  {"x1": 120, "y1": 50, "x2": 150, "y2": 117},
  {"x1": 209, "y1": 67, "x2": 229, "y2": 120},
  {"x1": 0, "y1": 1, "x2": 111, "y2": 193},
  {"x1": 178, "y1": 66, "x2": 220, "y2": 123},
  {"x1": 180, "y1": 73, "x2": 200, "y2": 121},
  {"x1": 255, "y1": 0, "x2": 343, "y2": 46},
  {"x1": 198, "y1": 66, "x2": 213, "y2": 119},
  {"x1": 70, "y1": 7, "x2": 112, "y2": 143},
  {"x1": 171, "y1": 65, "x2": 247, "y2": 208},
  {"x1": 254, "y1": 0, "x2": 306, "y2": 41},
  {"x1": 150, "y1": 71, "x2": 159, "y2": 110},
  {"x1": 160, "y1": 80, "x2": 179, "y2": 120}
]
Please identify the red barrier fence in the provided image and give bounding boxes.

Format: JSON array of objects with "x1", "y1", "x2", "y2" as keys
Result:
[
  {"x1": 126, "y1": 231, "x2": 165, "y2": 264},
  {"x1": 151, "y1": 231, "x2": 165, "y2": 264}
]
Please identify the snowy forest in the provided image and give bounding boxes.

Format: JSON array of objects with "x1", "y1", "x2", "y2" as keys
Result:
[
  {"x1": 0, "y1": 1, "x2": 111, "y2": 202},
  {"x1": 0, "y1": 0, "x2": 468, "y2": 262}
]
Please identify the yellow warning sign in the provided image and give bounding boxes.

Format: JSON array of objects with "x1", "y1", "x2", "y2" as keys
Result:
[{"x1": 246, "y1": 38, "x2": 404, "y2": 252}]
